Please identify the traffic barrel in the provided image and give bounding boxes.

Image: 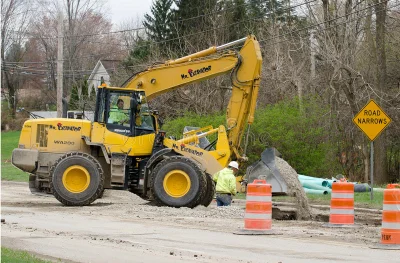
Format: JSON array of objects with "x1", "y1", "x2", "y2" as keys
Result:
[
  {"x1": 234, "y1": 179, "x2": 278, "y2": 235},
  {"x1": 324, "y1": 179, "x2": 356, "y2": 227},
  {"x1": 373, "y1": 184, "x2": 400, "y2": 250}
]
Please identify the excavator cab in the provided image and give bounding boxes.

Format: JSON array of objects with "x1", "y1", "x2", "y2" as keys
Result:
[{"x1": 95, "y1": 87, "x2": 156, "y2": 137}]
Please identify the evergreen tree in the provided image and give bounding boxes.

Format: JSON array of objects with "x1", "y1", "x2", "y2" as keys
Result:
[
  {"x1": 223, "y1": 0, "x2": 248, "y2": 41},
  {"x1": 143, "y1": 0, "x2": 174, "y2": 53},
  {"x1": 248, "y1": 0, "x2": 285, "y2": 22},
  {"x1": 69, "y1": 85, "x2": 80, "y2": 110},
  {"x1": 170, "y1": 0, "x2": 218, "y2": 54},
  {"x1": 69, "y1": 79, "x2": 92, "y2": 111},
  {"x1": 122, "y1": 37, "x2": 151, "y2": 70}
]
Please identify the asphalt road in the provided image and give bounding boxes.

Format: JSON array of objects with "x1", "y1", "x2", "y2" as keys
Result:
[{"x1": 1, "y1": 181, "x2": 398, "y2": 263}]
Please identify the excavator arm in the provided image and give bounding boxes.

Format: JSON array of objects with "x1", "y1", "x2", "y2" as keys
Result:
[{"x1": 113, "y1": 35, "x2": 262, "y2": 162}]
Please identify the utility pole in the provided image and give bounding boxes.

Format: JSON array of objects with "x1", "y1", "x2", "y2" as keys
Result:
[{"x1": 57, "y1": 12, "x2": 64, "y2": 117}]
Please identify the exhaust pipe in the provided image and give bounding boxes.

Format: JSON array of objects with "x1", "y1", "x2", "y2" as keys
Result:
[{"x1": 62, "y1": 98, "x2": 68, "y2": 118}]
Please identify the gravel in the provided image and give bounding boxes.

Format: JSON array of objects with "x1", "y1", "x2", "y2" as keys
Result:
[{"x1": 99, "y1": 190, "x2": 245, "y2": 219}]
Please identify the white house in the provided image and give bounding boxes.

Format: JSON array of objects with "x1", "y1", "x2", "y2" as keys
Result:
[{"x1": 87, "y1": 60, "x2": 119, "y2": 97}]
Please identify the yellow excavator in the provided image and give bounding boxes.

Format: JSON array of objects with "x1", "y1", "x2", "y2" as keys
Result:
[{"x1": 12, "y1": 35, "x2": 288, "y2": 207}]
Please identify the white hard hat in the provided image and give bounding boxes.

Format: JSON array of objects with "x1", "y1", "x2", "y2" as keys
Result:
[{"x1": 228, "y1": 161, "x2": 239, "y2": 170}]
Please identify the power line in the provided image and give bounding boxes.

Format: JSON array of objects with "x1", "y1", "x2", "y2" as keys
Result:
[
  {"x1": 4, "y1": 0, "x2": 395, "y2": 72},
  {"x1": 258, "y1": 0, "x2": 396, "y2": 46},
  {"x1": 7, "y1": 0, "x2": 305, "y2": 40},
  {"x1": 5, "y1": 0, "x2": 318, "y2": 64}
]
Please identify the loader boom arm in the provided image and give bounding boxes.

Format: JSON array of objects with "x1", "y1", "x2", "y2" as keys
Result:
[{"x1": 110, "y1": 35, "x2": 262, "y2": 161}]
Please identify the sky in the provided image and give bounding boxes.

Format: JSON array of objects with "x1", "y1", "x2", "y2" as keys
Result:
[{"x1": 107, "y1": 0, "x2": 154, "y2": 26}]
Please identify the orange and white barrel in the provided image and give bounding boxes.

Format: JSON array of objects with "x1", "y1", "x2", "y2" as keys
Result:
[
  {"x1": 381, "y1": 184, "x2": 400, "y2": 245},
  {"x1": 244, "y1": 179, "x2": 272, "y2": 231},
  {"x1": 329, "y1": 179, "x2": 354, "y2": 225}
]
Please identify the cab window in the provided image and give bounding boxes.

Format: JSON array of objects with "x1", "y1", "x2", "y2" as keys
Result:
[{"x1": 107, "y1": 93, "x2": 131, "y2": 127}]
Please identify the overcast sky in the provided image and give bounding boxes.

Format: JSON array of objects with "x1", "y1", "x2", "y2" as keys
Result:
[{"x1": 107, "y1": 0, "x2": 154, "y2": 26}]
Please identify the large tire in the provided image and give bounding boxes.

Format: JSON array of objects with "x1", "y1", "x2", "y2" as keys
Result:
[
  {"x1": 200, "y1": 174, "x2": 216, "y2": 207},
  {"x1": 49, "y1": 152, "x2": 104, "y2": 206},
  {"x1": 152, "y1": 156, "x2": 206, "y2": 208}
]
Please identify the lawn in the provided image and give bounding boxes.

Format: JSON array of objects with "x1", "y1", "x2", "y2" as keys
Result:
[
  {"x1": 1, "y1": 131, "x2": 28, "y2": 182},
  {"x1": 1, "y1": 247, "x2": 54, "y2": 263},
  {"x1": 240, "y1": 187, "x2": 384, "y2": 209}
]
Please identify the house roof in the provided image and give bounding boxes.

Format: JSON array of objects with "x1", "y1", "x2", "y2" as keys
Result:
[{"x1": 87, "y1": 60, "x2": 120, "y2": 94}]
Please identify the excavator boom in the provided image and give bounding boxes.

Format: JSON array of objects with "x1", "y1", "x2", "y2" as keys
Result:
[{"x1": 113, "y1": 35, "x2": 262, "y2": 162}]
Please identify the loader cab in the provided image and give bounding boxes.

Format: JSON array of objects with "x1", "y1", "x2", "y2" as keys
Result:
[{"x1": 94, "y1": 88, "x2": 155, "y2": 137}]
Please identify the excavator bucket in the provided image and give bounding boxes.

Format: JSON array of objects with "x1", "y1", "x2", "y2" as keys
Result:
[{"x1": 244, "y1": 148, "x2": 288, "y2": 195}]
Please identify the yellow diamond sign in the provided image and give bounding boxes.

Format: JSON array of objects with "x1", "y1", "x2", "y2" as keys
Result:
[{"x1": 353, "y1": 99, "x2": 391, "y2": 141}]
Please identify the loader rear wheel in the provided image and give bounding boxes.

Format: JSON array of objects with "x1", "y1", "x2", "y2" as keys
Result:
[
  {"x1": 50, "y1": 152, "x2": 104, "y2": 206},
  {"x1": 152, "y1": 156, "x2": 206, "y2": 208},
  {"x1": 200, "y1": 174, "x2": 216, "y2": 207}
]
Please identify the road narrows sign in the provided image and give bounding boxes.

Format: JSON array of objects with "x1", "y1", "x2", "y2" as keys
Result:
[{"x1": 353, "y1": 99, "x2": 391, "y2": 141}]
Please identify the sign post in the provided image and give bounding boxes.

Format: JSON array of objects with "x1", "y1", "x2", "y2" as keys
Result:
[{"x1": 353, "y1": 99, "x2": 391, "y2": 200}]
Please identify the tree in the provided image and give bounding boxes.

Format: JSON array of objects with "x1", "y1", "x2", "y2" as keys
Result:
[
  {"x1": 30, "y1": 0, "x2": 121, "y2": 105},
  {"x1": 373, "y1": 0, "x2": 389, "y2": 184},
  {"x1": 1, "y1": 0, "x2": 33, "y2": 117},
  {"x1": 222, "y1": 0, "x2": 248, "y2": 41},
  {"x1": 170, "y1": 0, "x2": 218, "y2": 54},
  {"x1": 143, "y1": 0, "x2": 174, "y2": 53},
  {"x1": 122, "y1": 37, "x2": 151, "y2": 71},
  {"x1": 248, "y1": 0, "x2": 286, "y2": 21}
]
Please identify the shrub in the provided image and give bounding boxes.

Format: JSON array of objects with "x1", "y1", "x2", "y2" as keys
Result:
[
  {"x1": 163, "y1": 96, "x2": 341, "y2": 177},
  {"x1": 250, "y1": 96, "x2": 340, "y2": 177}
]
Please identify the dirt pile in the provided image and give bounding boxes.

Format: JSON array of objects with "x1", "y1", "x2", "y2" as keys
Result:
[{"x1": 275, "y1": 157, "x2": 313, "y2": 220}]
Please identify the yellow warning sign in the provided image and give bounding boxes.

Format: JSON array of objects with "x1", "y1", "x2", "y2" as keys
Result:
[{"x1": 353, "y1": 99, "x2": 391, "y2": 141}]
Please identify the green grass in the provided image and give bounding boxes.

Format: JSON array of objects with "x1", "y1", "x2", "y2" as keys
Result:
[
  {"x1": 1, "y1": 247, "x2": 54, "y2": 263},
  {"x1": 1, "y1": 131, "x2": 27, "y2": 182},
  {"x1": 270, "y1": 190, "x2": 384, "y2": 209},
  {"x1": 1, "y1": 131, "x2": 21, "y2": 160},
  {"x1": 306, "y1": 191, "x2": 384, "y2": 209}
]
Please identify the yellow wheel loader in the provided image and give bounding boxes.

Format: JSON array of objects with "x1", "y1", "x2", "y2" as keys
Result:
[{"x1": 12, "y1": 35, "x2": 288, "y2": 207}]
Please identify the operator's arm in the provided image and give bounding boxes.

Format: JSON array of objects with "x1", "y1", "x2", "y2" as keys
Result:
[{"x1": 230, "y1": 176, "x2": 237, "y2": 196}]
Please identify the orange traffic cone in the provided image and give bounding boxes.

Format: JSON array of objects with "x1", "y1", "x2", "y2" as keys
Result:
[
  {"x1": 324, "y1": 179, "x2": 356, "y2": 228},
  {"x1": 234, "y1": 180, "x2": 278, "y2": 235},
  {"x1": 373, "y1": 184, "x2": 400, "y2": 250}
]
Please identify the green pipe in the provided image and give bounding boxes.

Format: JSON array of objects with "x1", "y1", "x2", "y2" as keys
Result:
[
  {"x1": 301, "y1": 181, "x2": 332, "y2": 193},
  {"x1": 304, "y1": 188, "x2": 328, "y2": 195},
  {"x1": 299, "y1": 177, "x2": 329, "y2": 187},
  {"x1": 323, "y1": 179, "x2": 335, "y2": 188},
  {"x1": 298, "y1": 174, "x2": 334, "y2": 188},
  {"x1": 298, "y1": 174, "x2": 317, "y2": 180}
]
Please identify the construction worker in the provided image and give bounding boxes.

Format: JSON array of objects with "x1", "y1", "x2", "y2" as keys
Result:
[
  {"x1": 213, "y1": 161, "x2": 238, "y2": 206},
  {"x1": 109, "y1": 99, "x2": 129, "y2": 125}
]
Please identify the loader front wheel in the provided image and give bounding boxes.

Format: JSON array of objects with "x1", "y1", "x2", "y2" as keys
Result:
[
  {"x1": 50, "y1": 152, "x2": 104, "y2": 206},
  {"x1": 152, "y1": 156, "x2": 206, "y2": 208},
  {"x1": 200, "y1": 174, "x2": 216, "y2": 207}
]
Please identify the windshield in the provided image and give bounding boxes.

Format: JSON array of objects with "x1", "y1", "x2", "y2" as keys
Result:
[{"x1": 107, "y1": 92, "x2": 131, "y2": 127}]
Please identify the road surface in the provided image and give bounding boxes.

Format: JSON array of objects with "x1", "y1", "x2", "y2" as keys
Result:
[{"x1": 1, "y1": 181, "x2": 396, "y2": 263}]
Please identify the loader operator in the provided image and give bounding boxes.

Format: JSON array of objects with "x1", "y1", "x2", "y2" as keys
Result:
[
  {"x1": 213, "y1": 161, "x2": 238, "y2": 206},
  {"x1": 109, "y1": 99, "x2": 129, "y2": 125}
]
